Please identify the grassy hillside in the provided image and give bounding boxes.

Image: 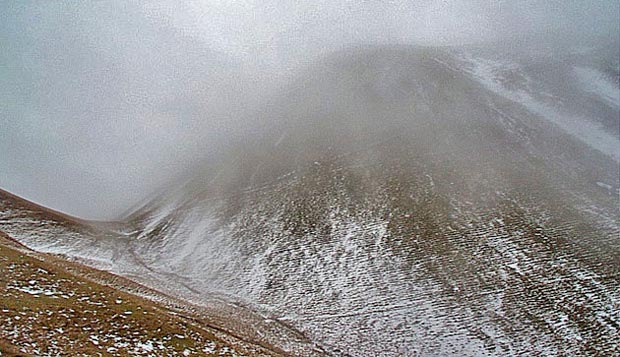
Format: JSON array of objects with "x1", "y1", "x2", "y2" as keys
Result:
[{"x1": 0, "y1": 231, "x2": 275, "y2": 357}]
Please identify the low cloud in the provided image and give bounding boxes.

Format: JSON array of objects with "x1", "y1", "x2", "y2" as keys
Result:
[{"x1": 1, "y1": 0, "x2": 618, "y2": 219}]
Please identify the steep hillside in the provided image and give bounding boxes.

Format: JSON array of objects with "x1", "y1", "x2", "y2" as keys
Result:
[
  {"x1": 122, "y1": 45, "x2": 620, "y2": 356},
  {"x1": 2, "y1": 43, "x2": 619, "y2": 356}
]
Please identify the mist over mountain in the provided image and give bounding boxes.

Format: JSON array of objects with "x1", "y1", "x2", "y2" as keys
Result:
[
  {"x1": 1, "y1": 2, "x2": 619, "y2": 356},
  {"x1": 121, "y1": 43, "x2": 619, "y2": 355},
  {"x1": 3, "y1": 40, "x2": 617, "y2": 355},
  {"x1": 2, "y1": 1, "x2": 619, "y2": 219}
]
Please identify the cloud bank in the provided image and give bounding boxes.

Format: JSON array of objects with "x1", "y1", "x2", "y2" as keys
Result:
[{"x1": 1, "y1": 0, "x2": 618, "y2": 219}]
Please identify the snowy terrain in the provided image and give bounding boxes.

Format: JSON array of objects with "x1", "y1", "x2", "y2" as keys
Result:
[{"x1": 1, "y1": 42, "x2": 619, "y2": 356}]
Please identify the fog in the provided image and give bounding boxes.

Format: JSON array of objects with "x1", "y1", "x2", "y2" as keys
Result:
[{"x1": 1, "y1": 1, "x2": 618, "y2": 219}]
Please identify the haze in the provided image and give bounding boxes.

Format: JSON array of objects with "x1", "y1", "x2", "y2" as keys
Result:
[{"x1": 1, "y1": 0, "x2": 618, "y2": 219}]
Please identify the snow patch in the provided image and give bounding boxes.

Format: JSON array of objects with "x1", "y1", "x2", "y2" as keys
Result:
[
  {"x1": 573, "y1": 66, "x2": 620, "y2": 108},
  {"x1": 459, "y1": 54, "x2": 620, "y2": 162}
]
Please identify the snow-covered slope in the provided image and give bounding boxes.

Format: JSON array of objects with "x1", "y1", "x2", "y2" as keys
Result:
[
  {"x1": 451, "y1": 42, "x2": 619, "y2": 161},
  {"x1": 2, "y1": 43, "x2": 619, "y2": 356},
  {"x1": 120, "y1": 45, "x2": 619, "y2": 355}
]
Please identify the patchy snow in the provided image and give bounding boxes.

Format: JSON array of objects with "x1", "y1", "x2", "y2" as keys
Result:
[
  {"x1": 7, "y1": 282, "x2": 63, "y2": 297},
  {"x1": 573, "y1": 66, "x2": 620, "y2": 108},
  {"x1": 459, "y1": 54, "x2": 620, "y2": 162},
  {"x1": 135, "y1": 340, "x2": 154, "y2": 352}
]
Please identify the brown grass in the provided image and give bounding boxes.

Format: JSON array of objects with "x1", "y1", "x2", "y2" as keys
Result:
[{"x1": 0, "y1": 231, "x2": 276, "y2": 356}]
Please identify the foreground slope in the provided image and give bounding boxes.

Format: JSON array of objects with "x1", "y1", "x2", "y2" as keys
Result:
[
  {"x1": 0, "y1": 190, "x2": 318, "y2": 356},
  {"x1": 0, "y1": 231, "x2": 254, "y2": 356}
]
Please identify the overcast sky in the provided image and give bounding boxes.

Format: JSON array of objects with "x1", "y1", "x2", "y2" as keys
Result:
[{"x1": 1, "y1": 1, "x2": 619, "y2": 219}]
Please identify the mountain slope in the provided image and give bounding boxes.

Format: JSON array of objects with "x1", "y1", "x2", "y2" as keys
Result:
[
  {"x1": 3, "y1": 43, "x2": 619, "y2": 356},
  {"x1": 0, "y1": 189, "x2": 322, "y2": 356},
  {"x1": 120, "y1": 45, "x2": 619, "y2": 356}
]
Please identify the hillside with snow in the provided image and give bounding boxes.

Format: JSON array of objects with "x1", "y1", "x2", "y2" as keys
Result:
[{"x1": 2, "y1": 42, "x2": 619, "y2": 356}]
